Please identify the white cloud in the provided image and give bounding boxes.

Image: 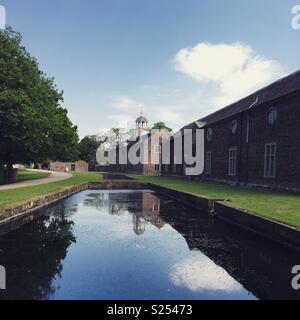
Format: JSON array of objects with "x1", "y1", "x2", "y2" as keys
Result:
[
  {"x1": 170, "y1": 254, "x2": 242, "y2": 293},
  {"x1": 174, "y1": 42, "x2": 285, "y2": 107},
  {"x1": 152, "y1": 109, "x2": 182, "y2": 127},
  {"x1": 109, "y1": 95, "x2": 183, "y2": 130},
  {"x1": 0, "y1": 5, "x2": 6, "y2": 30},
  {"x1": 102, "y1": 43, "x2": 285, "y2": 134},
  {"x1": 112, "y1": 96, "x2": 145, "y2": 111},
  {"x1": 107, "y1": 114, "x2": 135, "y2": 129}
]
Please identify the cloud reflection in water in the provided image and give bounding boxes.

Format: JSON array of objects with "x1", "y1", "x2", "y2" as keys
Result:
[{"x1": 170, "y1": 253, "x2": 242, "y2": 293}]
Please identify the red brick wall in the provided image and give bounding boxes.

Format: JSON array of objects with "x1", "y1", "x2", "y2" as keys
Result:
[{"x1": 49, "y1": 161, "x2": 88, "y2": 172}]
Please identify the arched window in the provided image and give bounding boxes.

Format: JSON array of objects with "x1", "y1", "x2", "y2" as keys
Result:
[
  {"x1": 268, "y1": 108, "x2": 278, "y2": 126},
  {"x1": 207, "y1": 128, "x2": 213, "y2": 142},
  {"x1": 231, "y1": 120, "x2": 238, "y2": 134}
]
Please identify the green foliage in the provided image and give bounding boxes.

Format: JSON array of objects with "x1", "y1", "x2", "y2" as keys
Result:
[
  {"x1": 79, "y1": 135, "x2": 102, "y2": 166},
  {"x1": 151, "y1": 122, "x2": 172, "y2": 132},
  {"x1": 112, "y1": 128, "x2": 121, "y2": 138},
  {"x1": 0, "y1": 27, "x2": 79, "y2": 182}
]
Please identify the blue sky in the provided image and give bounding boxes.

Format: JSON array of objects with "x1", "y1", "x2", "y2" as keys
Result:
[{"x1": 2, "y1": 0, "x2": 300, "y2": 137}]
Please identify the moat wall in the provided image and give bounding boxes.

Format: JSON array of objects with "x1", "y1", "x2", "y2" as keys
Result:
[
  {"x1": 1, "y1": 180, "x2": 300, "y2": 251},
  {"x1": 0, "y1": 181, "x2": 148, "y2": 226}
]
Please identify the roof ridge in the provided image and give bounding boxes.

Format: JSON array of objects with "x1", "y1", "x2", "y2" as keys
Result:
[{"x1": 196, "y1": 69, "x2": 300, "y2": 125}]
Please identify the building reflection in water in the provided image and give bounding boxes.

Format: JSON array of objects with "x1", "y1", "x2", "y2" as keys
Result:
[
  {"x1": 132, "y1": 215, "x2": 146, "y2": 235},
  {"x1": 83, "y1": 190, "x2": 165, "y2": 235},
  {"x1": 0, "y1": 189, "x2": 299, "y2": 300},
  {"x1": 83, "y1": 190, "x2": 300, "y2": 300},
  {"x1": 131, "y1": 192, "x2": 164, "y2": 235}
]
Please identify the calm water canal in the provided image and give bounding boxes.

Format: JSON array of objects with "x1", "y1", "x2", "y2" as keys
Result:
[{"x1": 0, "y1": 189, "x2": 299, "y2": 300}]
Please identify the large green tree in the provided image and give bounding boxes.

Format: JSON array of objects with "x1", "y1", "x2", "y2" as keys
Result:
[
  {"x1": 0, "y1": 27, "x2": 79, "y2": 183},
  {"x1": 79, "y1": 135, "x2": 102, "y2": 168}
]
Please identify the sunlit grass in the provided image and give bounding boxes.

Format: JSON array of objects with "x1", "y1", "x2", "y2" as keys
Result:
[
  {"x1": 0, "y1": 172, "x2": 102, "y2": 209},
  {"x1": 130, "y1": 175, "x2": 300, "y2": 229},
  {"x1": 16, "y1": 169, "x2": 50, "y2": 182}
]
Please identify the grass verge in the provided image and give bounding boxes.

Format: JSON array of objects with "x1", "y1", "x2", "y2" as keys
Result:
[
  {"x1": 130, "y1": 175, "x2": 300, "y2": 229},
  {"x1": 0, "y1": 172, "x2": 102, "y2": 209},
  {"x1": 16, "y1": 169, "x2": 51, "y2": 182}
]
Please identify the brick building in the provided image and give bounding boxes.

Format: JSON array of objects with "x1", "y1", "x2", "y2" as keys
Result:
[
  {"x1": 49, "y1": 161, "x2": 88, "y2": 172},
  {"x1": 162, "y1": 70, "x2": 300, "y2": 191},
  {"x1": 105, "y1": 114, "x2": 169, "y2": 175}
]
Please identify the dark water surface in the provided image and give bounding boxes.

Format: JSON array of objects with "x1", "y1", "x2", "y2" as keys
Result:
[{"x1": 0, "y1": 189, "x2": 299, "y2": 300}]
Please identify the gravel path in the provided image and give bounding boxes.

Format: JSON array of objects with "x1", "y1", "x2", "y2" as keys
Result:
[{"x1": 0, "y1": 169, "x2": 72, "y2": 191}]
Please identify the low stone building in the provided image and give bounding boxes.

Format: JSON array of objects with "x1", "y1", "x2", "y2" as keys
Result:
[{"x1": 49, "y1": 161, "x2": 88, "y2": 172}]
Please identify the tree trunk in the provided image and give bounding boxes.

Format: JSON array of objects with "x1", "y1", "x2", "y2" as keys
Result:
[
  {"x1": 4, "y1": 163, "x2": 16, "y2": 184},
  {"x1": 0, "y1": 164, "x2": 4, "y2": 185}
]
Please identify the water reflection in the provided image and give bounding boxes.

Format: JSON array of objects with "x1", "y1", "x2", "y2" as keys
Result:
[
  {"x1": 170, "y1": 255, "x2": 241, "y2": 293},
  {"x1": 0, "y1": 190, "x2": 299, "y2": 300},
  {"x1": 0, "y1": 203, "x2": 75, "y2": 300}
]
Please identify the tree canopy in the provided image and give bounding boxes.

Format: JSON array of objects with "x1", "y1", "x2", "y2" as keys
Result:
[
  {"x1": 151, "y1": 122, "x2": 172, "y2": 132},
  {"x1": 79, "y1": 135, "x2": 102, "y2": 168},
  {"x1": 0, "y1": 27, "x2": 79, "y2": 182}
]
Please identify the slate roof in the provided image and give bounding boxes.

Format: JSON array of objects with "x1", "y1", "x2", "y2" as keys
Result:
[{"x1": 182, "y1": 70, "x2": 300, "y2": 129}]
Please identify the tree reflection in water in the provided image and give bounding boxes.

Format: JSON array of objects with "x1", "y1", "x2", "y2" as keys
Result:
[
  {"x1": 0, "y1": 190, "x2": 299, "y2": 300},
  {"x1": 0, "y1": 203, "x2": 76, "y2": 300}
]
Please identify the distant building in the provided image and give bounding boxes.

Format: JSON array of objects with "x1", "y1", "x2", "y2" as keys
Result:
[
  {"x1": 106, "y1": 113, "x2": 170, "y2": 175},
  {"x1": 49, "y1": 161, "x2": 88, "y2": 172},
  {"x1": 136, "y1": 113, "x2": 149, "y2": 138}
]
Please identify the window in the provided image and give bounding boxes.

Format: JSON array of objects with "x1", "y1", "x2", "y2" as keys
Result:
[
  {"x1": 207, "y1": 128, "x2": 213, "y2": 142},
  {"x1": 155, "y1": 164, "x2": 160, "y2": 172},
  {"x1": 228, "y1": 147, "x2": 237, "y2": 176},
  {"x1": 205, "y1": 151, "x2": 212, "y2": 174},
  {"x1": 231, "y1": 120, "x2": 238, "y2": 134},
  {"x1": 264, "y1": 143, "x2": 276, "y2": 178},
  {"x1": 268, "y1": 108, "x2": 278, "y2": 126}
]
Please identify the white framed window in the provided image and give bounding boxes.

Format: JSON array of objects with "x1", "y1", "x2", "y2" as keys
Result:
[
  {"x1": 205, "y1": 151, "x2": 212, "y2": 174},
  {"x1": 264, "y1": 143, "x2": 276, "y2": 178},
  {"x1": 228, "y1": 147, "x2": 237, "y2": 176}
]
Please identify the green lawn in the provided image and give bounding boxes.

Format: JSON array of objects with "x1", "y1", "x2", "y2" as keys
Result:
[
  {"x1": 130, "y1": 175, "x2": 300, "y2": 229},
  {"x1": 0, "y1": 172, "x2": 102, "y2": 210},
  {"x1": 2, "y1": 171, "x2": 300, "y2": 229},
  {"x1": 16, "y1": 169, "x2": 51, "y2": 182}
]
